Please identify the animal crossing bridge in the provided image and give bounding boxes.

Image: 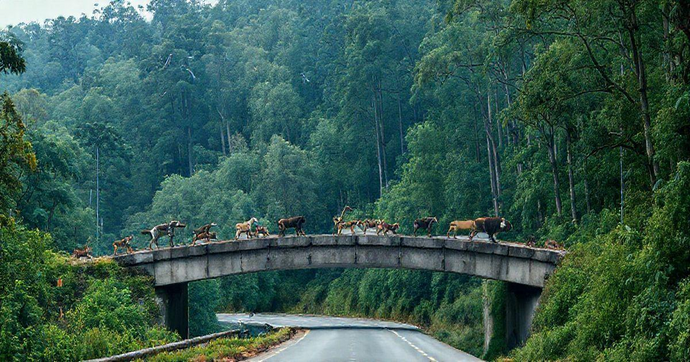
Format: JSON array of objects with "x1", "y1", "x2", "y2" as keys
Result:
[{"x1": 113, "y1": 234, "x2": 564, "y2": 350}]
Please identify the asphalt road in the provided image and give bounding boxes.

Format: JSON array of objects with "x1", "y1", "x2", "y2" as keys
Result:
[{"x1": 217, "y1": 313, "x2": 483, "y2": 362}]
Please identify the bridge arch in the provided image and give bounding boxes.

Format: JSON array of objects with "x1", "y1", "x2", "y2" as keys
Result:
[{"x1": 115, "y1": 234, "x2": 563, "y2": 351}]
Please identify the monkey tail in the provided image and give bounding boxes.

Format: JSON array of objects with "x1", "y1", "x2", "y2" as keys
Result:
[{"x1": 140, "y1": 229, "x2": 150, "y2": 235}]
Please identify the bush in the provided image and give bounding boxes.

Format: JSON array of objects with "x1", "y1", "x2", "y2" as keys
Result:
[
  {"x1": 513, "y1": 162, "x2": 690, "y2": 360},
  {"x1": 0, "y1": 226, "x2": 178, "y2": 361}
]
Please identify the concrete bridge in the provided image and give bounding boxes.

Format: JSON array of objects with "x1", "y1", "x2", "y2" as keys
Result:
[{"x1": 114, "y1": 234, "x2": 564, "y2": 351}]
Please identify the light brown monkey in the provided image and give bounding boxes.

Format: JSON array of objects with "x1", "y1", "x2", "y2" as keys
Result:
[
  {"x1": 332, "y1": 206, "x2": 354, "y2": 234},
  {"x1": 446, "y1": 220, "x2": 476, "y2": 239},
  {"x1": 113, "y1": 235, "x2": 134, "y2": 255},
  {"x1": 376, "y1": 222, "x2": 399, "y2": 235},
  {"x1": 236, "y1": 217, "x2": 258, "y2": 240},
  {"x1": 358, "y1": 219, "x2": 382, "y2": 234},
  {"x1": 336, "y1": 220, "x2": 360, "y2": 235}
]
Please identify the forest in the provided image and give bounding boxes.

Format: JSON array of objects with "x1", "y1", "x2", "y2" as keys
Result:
[{"x1": 2, "y1": 0, "x2": 690, "y2": 360}]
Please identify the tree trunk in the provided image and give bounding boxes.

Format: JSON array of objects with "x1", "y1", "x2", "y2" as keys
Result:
[
  {"x1": 397, "y1": 94, "x2": 405, "y2": 154},
  {"x1": 486, "y1": 133, "x2": 499, "y2": 216},
  {"x1": 662, "y1": 3, "x2": 675, "y2": 80},
  {"x1": 187, "y1": 126, "x2": 193, "y2": 176},
  {"x1": 377, "y1": 81, "x2": 389, "y2": 189},
  {"x1": 494, "y1": 87, "x2": 503, "y2": 149},
  {"x1": 627, "y1": 14, "x2": 659, "y2": 185},
  {"x1": 220, "y1": 126, "x2": 226, "y2": 156},
  {"x1": 226, "y1": 121, "x2": 232, "y2": 154},
  {"x1": 583, "y1": 161, "x2": 592, "y2": 214},
  {"x1": 545, "y1": 127, "x2": 563, "y2": 217},
  {"x1": 565, "y1": 128, "x2": 578, "y2": 223},
  {"x1": 372, "y1": 95, "x2": 384, "y2": 198},
  {"x1": 473, "y1": 108, "x2": 481, "y2": 162},
  {"x1": 486, "y1": 89, "x2": 502, "y2": 198}
]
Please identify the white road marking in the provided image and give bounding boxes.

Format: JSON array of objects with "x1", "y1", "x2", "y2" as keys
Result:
[
  {"x1": 257, "y1": 330, "x2": 310, "y2": 362},
  {"x1": 390, "y1": 329, "x2": 437, "y2": 362}
]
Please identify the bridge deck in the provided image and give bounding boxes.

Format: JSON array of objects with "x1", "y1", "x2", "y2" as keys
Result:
[{"x1": 114, "y1": 235, "x2": 565, "y2": 288}]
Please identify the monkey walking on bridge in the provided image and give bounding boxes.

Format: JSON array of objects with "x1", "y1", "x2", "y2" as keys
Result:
[
  {"x1": 447, "y1": 220, "x2": 476, "y2": 239},
  {"x1": 236, "y1": 217, "x2": 258, "y2": 240},
  {"x1": 254, "y1": 225, "x2": 270, "y2": 237},
  {"x1": 358, "y1": 219, "x2": 382, "y2": 234},
  {"x1": 192, "y1": 231, "x2": 217, "y2": 245},
  {"x1": 277, "y1": 216, "x2": 306, "y2": 236},
  {"x1": 192, "y1": 223, "x2": 217, "y2": 245},
  {"x1": 377, "y1": 222, "x2": 399, "y2": 235},
  {"x1": 413, "y1": 217, "x2": 438, "y2": 237},
  {"x1": 112, "y1": 235, "x2": 134, "y2": 255},
  {"x1": 142, "y1": 220, "x2": 186, "y2": 249},
  {"x1": 470, "y1": 217, "x2": 512, "y2": 243},
  {"x1": 332, "y1": 206, "x2": 353, "y2": 235}
]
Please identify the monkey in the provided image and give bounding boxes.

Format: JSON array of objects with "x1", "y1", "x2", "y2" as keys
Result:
[
  {"x1": 336, "y1": 220, "x2": 360, "y2": 235},
  {"x1": 413, "y1": 217, "x2": 438, "y2": 237},
  {"x1": 192, "y1": 231, "x2": 217, "y2": 245},
  {"x1": 525, "y1": 235, "x2": 536, "y2": 247},
  {"x1": 254, "y1": 225, "x2": 270, "y2": 237},
  {"x1": 470, "y1": 217, "x2": 512, "y2": 243},
  {"x1": 112, "y1": 235, "x2": 134, "y2": 255},
  {"x1": 544, "y1": 239, "x2": 564, "y2": 250},
  {"x1": 72, "y1": 245, "x2": 93, "y2": 259},
  {"x1": 236, "y1": 217, "x2": 258, "y2": 240},
  {"x1": 142, "y1": 220, "x2": 186, "y2": 249},
  {"x1": 446, "y1": 220, "x2": 476, "y2": 239},
  {"x1": 376, "y1": 222, "x2": 399, "y2": 235},
  {"x1": 277, "y1": 216, "x2": 307, "y2": 236},
  {"x1": 194, "y1": 222, "x2": 216, "y2": 236},
  {"x1": 332, "y1": 206, "x2": 354, "y2": 235},
  {"x1": 358, "y1": 219, "x2": 382, "y2": 235}
]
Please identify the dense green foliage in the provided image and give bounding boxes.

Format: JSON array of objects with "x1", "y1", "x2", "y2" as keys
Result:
[
  {"x1": 515, "y1": 162, "x2": 690, "y2": 360},
  {"x1": 1, "y1": 0, "x2": 690, "y2": 359},
  {"x1": 0, "y1": 225, "x2": 177, "y2": 361}
]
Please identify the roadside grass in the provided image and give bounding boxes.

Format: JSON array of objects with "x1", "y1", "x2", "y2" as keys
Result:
[{"x1": 142, "y1": 328, "x2": 294, "y2": 361}]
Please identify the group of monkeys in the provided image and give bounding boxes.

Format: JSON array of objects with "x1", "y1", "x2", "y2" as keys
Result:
[
  {"x1": 332, "y1": 206, "x2": 512, "y2": 242},
  {"x1": 71, "y1": 207, "x2": 515, "y2": 258}
]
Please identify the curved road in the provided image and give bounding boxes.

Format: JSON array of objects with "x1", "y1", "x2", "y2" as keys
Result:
[{"x1": 217, "y1": 313, "x2": 482, "y2": 362}]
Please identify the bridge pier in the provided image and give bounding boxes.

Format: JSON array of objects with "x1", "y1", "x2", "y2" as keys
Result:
[
  {"x1": 505, "y1": 283, "x2": 541, "y2": 349},
  {"x1": 483, "y1": 281, "x2": 542, "y2": 355},
  {"x1": 155, "y1": 282, "x2": 189, "y2": 339}
]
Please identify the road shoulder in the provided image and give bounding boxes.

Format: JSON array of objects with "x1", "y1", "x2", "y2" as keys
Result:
[{"x1": 244, "y1": 329, "x2": 309, "y2": 362}]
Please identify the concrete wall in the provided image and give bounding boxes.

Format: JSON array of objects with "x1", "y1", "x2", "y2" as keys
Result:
[{"x1": 115, "y1": 235, "x2": 563, "y2": 288}]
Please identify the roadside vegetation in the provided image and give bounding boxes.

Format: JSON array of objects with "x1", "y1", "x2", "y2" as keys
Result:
[
  {"x1": 145, "y1": 328, "x2": 294, "y2": 362},
  {"x1": 0, "y1": 226, "x2": 178, "y2": 361}
]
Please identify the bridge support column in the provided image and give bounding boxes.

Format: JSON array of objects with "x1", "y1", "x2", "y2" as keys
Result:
[
  {"x1": 505, "y1": 283, "x2": 541, "y2": 349},
  {"x1": 483, "y1": 281, "x2": 542, "y2": 356},
  {"x1": 155, "y1": 282, "x2": 189, "y2": 339}
]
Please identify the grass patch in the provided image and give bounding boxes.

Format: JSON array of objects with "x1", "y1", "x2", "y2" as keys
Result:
[{"x1": 144, "y1": 328, "x2": 295, "y2": 361}]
